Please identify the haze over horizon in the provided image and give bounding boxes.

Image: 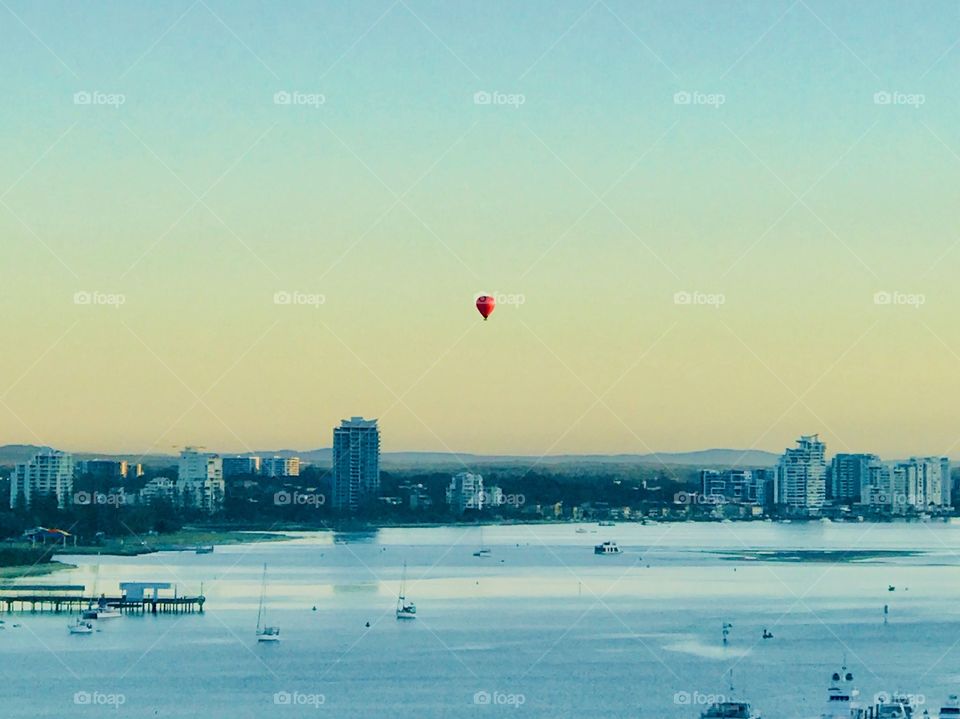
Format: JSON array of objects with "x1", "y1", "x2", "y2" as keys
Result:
[{"x1": 3, "y1": 1, "x2": 960, "y2": 458}]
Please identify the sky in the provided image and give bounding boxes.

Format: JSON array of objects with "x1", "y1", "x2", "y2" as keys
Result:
[{"x1": 1, "y1": 0, "x2": 960, "y2": 459}]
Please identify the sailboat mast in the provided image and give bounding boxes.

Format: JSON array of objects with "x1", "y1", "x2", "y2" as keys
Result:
[{"x1": 256, "y1": 564, "x2": 267, "y2": 631}]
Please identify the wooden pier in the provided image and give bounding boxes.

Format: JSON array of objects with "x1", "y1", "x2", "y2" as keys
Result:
[{"x1": 0, "y1": 583, "x2": 205, "y2": 615}]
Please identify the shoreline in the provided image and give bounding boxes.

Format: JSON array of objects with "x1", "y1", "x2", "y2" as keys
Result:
[{"x1": 0, "y1": 560, "x2": 77, "y2": 579}]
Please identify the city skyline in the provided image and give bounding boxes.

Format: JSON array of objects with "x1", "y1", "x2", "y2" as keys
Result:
[{"x1": 4, "y1": 2, "x2": 960, "y2": 457}]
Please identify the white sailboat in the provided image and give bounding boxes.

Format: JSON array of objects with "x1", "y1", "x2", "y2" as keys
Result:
[
  {"x1": 82, "y1": 561, "x2": 121, "y2": 619},
  {"x1": 256, "y1": 564, "x2": 280, "y2": 642},
  {"x1": 473, "y1": 526, "x2": 491, "y2": 557},
  {"x1": 69, "y1": 617, "x2": 94, "y2": 635},
  {"x1": 396, "y1": 562, "x2": 416, "y2": 620}
]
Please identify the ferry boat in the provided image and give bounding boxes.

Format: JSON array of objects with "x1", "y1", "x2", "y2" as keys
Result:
[
  {"x1": 594, "y1": 541, "x2": 622, "y2": 555},
  {"x1": 820, "y1": 665, "x2": 868, "y2": 719}
]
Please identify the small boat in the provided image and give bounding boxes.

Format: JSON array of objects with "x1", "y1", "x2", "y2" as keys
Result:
[
  {"x1": 195, "y1": 545, "x2": 214, "y2": 554},
  {"x1": 256, "y1": 564, "x2": 280, "y2": 642},
  {"x1": 598, "y1": 521, "x2": 615, "y2": 527},
  {"x1": 575, "y1": 528, "x2": 588, "y2": 534},
  {"x1": 396, "y1": 561, "x2": 416, "y2": 620},
  {"x1": 594, "y1": 541, "x2": 622, "y2": 555},
  {"x1": 69, "y1": 617, "x2": 94, "y2": 635},
  {"x1": 83, "y1": 606, "x2": 121, "y2": 620},
  {"x1": 761, "y1": 629, "x2": 773, "y2": 639},
  {"x1": 473, "y1": 527, "x2": 492, "y2": 557}
]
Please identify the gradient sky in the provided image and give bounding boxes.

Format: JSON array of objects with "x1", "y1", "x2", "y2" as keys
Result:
[{"x1": 2, "y1": 1, "x2": 960, "y2": 458}]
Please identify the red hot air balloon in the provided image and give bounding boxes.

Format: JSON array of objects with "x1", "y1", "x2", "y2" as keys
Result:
[{"x1": 476, "y1": 295, "x2": 495, "y2": 320}]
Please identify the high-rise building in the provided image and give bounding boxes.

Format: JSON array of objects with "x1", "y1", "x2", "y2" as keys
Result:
[
  {"x1": 700, "y1": 469, "x2": 766, "y2": 505},
  {"x1": 76, "y1": 459, "x2": 131, "y2": 480},
  {"x1": 446, "y1": 472, "x2": 484, "y2": 513},
  {"x1": 900, "y1": 457, "x2": 951, "y2": 509},
  {"x1": 10, "y1": 449, "x2": 75, "y2": 509},
  {"x1": 332, "y1": 417, "x2": 380, "y2": 512},
  {"x1": 176, "y1": 449, "x2": 224, "y2": 513},
  {"x1": 222, "y1": 456, "x2": 262, "y2": 477},
  {"x1": 829, "y1": 454, "x2": 879, "y2": 503},
  {"x1": 262, "y1": 456, "x2": 300, "y2": 478},
  {"x1": 776, "y1": 434, "x2": 827, "y2": 512},
  {"x1": 860, "y1": 462, "x2": 894, "y2": 509}
]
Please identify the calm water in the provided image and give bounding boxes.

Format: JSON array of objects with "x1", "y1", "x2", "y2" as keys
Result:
[{"x1": 3, "y1": 521, "x2": 960, "y2": 718}]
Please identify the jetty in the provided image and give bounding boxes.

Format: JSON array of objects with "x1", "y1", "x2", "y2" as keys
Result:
[{"x1": 0, "y1": 581, "x2": 205, "y2": 614}]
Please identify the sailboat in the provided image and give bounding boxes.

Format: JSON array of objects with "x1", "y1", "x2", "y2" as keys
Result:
[
  {"x1": 82, "y1": 561, "x2": 121, "y2": 619},
  {"x1": 256, "y1": 564, "x2": 280, "y2": 642},
  {"x1": 68, "y1": 617, "x2": 94, "y2": 634},
  {"x1": 473, "y1": 526, "x2": 492, "y2": 557},
  {"x1": 396, "y1": 562, "x2": 416, "y2": 620}
]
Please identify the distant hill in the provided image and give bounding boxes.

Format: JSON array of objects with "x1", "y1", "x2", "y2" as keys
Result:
[{"x1": 0, "y1": 445, "x2": 778, "y2": 469}]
